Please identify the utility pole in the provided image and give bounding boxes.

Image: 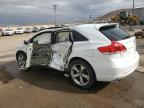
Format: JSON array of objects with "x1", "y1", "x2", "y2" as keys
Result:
[
  {"x1": 53, "y1": 4, "x2": 57, "y2": 26},
  {"x1": 90, "y1": 15, "x2": 93, "y2": 22},
  {"x1": 132, "y1": 0, "x2": 135, "y2": 15}
]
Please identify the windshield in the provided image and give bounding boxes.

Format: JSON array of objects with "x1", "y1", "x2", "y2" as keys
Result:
[
  {"x1": 26, "y1": 28, "x2": 30, "y2": 30},
  {"x1": 17, "y1": 28, "x2": 23, "y2": 30},
  {"x1": 99, "y1": 25, "x2": 130, "y2": 41}
]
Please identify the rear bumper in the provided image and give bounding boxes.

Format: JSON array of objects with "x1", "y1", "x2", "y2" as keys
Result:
[
  {"x1": 97, "y1": 60, "x2": 139, "y2": 81},
  {"x1": 92, "y1": 52, "x2": 140, "y2": 81}
]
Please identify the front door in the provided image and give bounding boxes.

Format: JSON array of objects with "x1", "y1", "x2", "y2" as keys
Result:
[{"x1": 30, "y1": 32, "x2": 53, "y2": 66}]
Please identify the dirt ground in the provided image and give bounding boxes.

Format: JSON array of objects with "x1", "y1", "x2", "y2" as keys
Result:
[{"x1": 0, "y1": 33, "x2": 144, "y2": 108}]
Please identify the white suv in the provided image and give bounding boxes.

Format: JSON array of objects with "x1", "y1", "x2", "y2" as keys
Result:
[
  {"x1": 2, "y1": 29, "x2": 14, "y2": 36},
  {"x1": 15, "y1": 28, "x2": 24, "y2": 34},
  {"x1": 16, "y1": 23, "x2": 139, "y2": 89}
]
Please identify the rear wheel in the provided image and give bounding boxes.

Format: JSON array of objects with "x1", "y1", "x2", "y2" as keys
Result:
[
  {"x1": 69, "y1": 60, "x2": 96, "y2": 89},
  {"x1": 17, "y1": 52, "x2": 28, "y2": 71}
]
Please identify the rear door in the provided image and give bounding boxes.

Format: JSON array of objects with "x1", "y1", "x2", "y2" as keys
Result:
[{"x1": 49, "y1": 30, "x2": 73, "y2": 71}]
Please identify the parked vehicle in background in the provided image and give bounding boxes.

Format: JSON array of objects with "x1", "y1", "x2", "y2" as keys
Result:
[
  {"x1": 0, "y1": 28, "x2": 2, "y2": 36},
  {"x1": 24, "y1": 28, "x2": 32, "y2": 33},
  {"x1": 0, "y1": 28, "x2": 2, "y2": 32},
  {"x1": 32, "y1": 27, "x2": 39, "y2": 32},
  {"x1": 15, "y1": 28, "x2": 24, "y2": 34},
  {"x1": 134, "y1": 29, "x2": 144, "y2": 39},
  {"x1": 111, "y1": 11, "x2": 140, "y2": 25},
  {"x1": 40, "y1": 27, "x2": 45, "y2": 30},
  {"x1": 2, "y1": 29, "x2": 14, "y2": 36},
  {"x1": 16, "y1": 23, "x2": 139, "y2": 89}
]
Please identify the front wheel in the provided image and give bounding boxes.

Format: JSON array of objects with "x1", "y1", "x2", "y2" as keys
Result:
[
  {"x1": 69, "y1": 60, "x2": 96, "y2": 89},
  {"x1": 17, "y1": 52, "x2": 28, "y2": 71}
]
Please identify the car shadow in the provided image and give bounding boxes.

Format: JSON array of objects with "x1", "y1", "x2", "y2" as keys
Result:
[{"x1": 0, "y1": 60, "x2": 109, "y2": 94}]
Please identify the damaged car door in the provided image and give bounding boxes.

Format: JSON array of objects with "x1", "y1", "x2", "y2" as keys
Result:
[
  {"x1": 49, "y1": 30, "x2": 73, "y2": 71},
  {"x1": 30, "y1": 32, "x2": 53, "y2": 66}
]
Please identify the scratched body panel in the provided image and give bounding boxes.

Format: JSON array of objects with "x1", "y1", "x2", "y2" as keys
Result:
[
  {"x1": 31, "y1": 44, "x2": 53, "y2": 66},
  {"x1": 25, "y1": 30, "x2": 73, "y2": 71}
]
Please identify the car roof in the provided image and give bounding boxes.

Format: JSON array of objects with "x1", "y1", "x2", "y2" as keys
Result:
[
  {"x1": 36, "y1": 23, "x2": 118, "y2": 40},
  {"x1": 39, "y1": 23, "x2": 118, "y2": 32},
  {"x1": 72, "y1": 23, "x2": 118, "y2": 30},
  {"x1": 38, "y1": 27, "x2": 70, "y2": 33}
]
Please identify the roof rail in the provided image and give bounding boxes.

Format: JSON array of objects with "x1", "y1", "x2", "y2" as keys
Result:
[{"x1": 39, "y1": 26, "x2": 64, "y2": 31}]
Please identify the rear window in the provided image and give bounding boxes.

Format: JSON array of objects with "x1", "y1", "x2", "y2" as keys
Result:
[
  {"x1": 99, "y1": 25, "x2": 130, "y2": 41},
  {"x1": 72, "y1": 30, "x2": 88, "y2": 42}
]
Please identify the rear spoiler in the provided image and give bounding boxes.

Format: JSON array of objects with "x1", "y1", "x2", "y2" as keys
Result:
[{"x1": 98, "y1": 23, "x2": 119, "y2": 30}]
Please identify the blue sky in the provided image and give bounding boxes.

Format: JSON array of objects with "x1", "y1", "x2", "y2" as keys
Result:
[{"x1": 0, "y1": 0, "x2": 144, "y2": 25}]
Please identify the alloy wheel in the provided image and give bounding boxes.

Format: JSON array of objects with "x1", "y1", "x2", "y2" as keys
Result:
[
  {"x1": 17, "y1": 54, "x2": 26, "y2": 69},
  {"x1": 71, "y1": 64, "x2": 90, "y2": 86}
]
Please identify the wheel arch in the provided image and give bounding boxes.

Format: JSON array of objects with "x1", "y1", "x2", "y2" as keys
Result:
[{"x1": 68, "y1": 57, "x2": 97, "y2": 80}]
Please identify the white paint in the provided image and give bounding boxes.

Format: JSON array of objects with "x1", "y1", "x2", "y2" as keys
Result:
[
  {"x1": 49, "y1": 41, "x2": 71, "y2": 71},
  {"x1": 85, "y1": 49, "x2": 94, "y2": 57}
]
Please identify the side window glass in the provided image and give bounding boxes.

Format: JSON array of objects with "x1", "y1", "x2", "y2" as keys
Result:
[
  {"x1": 56, "y1": 32, "x2": 70, "y2": 43},
  {"x1": 33, "y1": 33, "x2": 51, "y2": 44},
  {"x1": 72, "y1": 31, "x2": 88, "y2": 42}
]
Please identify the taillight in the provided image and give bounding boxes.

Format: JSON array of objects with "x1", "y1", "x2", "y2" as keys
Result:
[{"x1": 98, "y1": 41, "x2": 127, "y2": 54}]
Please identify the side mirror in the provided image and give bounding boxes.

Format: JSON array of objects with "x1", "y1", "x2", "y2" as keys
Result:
[
  {"x1": 33, "y1": 40, "x2": 38, "y2": 44},
  {"x1": 24, "y1": 40, "x2": 28, "y2": 45}
]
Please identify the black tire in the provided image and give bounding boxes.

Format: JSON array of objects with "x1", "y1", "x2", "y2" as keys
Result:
[
  {"x1": 69, "y1": 59, "x2": 96, "y2": 89},
  {"x1": 16, "y1": 52, "x2": 29, "y2": 71}
]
